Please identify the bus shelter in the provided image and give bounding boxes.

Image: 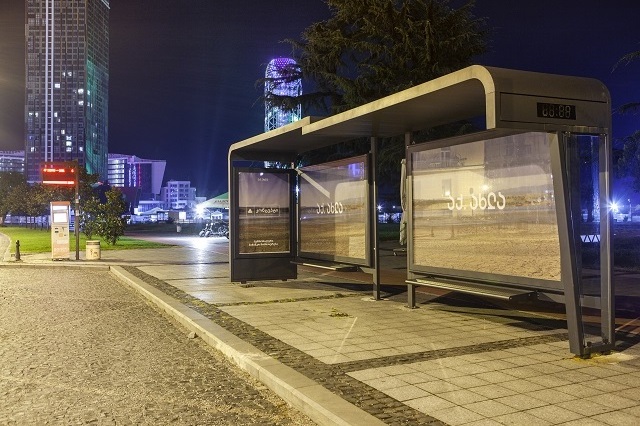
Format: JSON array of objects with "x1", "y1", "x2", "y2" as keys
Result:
[{"x1": 228, "y1": 65, "x2": 613, "y2": 357}]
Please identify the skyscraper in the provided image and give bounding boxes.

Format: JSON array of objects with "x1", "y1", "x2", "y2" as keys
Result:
[
  {"x1": 264, "y1": 58, "x2": 302, "y2": 132},
  {"x1": 24, "y1": 0, "x2": 110, "y2": 182}
]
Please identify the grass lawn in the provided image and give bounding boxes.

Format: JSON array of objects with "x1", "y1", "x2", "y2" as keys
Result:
[{"x1": 0, "y1": 226, "x2": 173, "y2": 255}]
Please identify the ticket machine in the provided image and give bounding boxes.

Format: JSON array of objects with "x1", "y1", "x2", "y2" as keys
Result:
[{"x1": 50, "y1": 201, "x2": 70, "y2": 260}]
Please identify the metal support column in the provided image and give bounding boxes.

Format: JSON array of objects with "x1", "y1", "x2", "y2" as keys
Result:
[
  {"x1": 371, "y1": 136, "x2": 381, "y2": 300},
  {"x1": 599, "y1": 133, "x2": 615, "y2": 349}
]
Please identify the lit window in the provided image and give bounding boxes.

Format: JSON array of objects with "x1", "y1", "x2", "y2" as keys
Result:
[
  {"x1": 78, "y1": 100, "x2": 84, "y2": 106},
  {"x1": 78, "y1": 88, "x2": 84, "y2": 94},
  {"x1": 54, "y1": 83, "x2": 60, "y2": 89}
]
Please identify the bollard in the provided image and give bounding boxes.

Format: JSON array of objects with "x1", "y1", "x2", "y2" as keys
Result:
[{"x1": 15, "y1": 239, "x2": 21, "y2": 261}]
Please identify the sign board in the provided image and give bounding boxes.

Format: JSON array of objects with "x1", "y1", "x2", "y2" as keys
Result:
[
  {"x1": 50, "y1": 201, "x2": 70, "y2": 260},
  {"x1": 42, "y1": 163, "x2": 77, "y2": 186},
  {"x1": 298, "y1": 155, "x2": 371, "y2": 266},
  {"x1": 236, "y1": 170, "x2": 292, "y2": 255},
  {"x1": 409, "y1": 131, "x2": 561, "y2": 290}
]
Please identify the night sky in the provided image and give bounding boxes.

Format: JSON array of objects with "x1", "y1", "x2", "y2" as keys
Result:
[{"x1": 1, "y1": 0, "x2": 639, "y2": 198}]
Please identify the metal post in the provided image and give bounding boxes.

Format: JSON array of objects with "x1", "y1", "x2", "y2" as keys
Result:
[
  {"x1": 75, "y1": 162, "x2": 80, "y2": 260},
  {"x1": 371, "y1": 136, "x2": 381, "y2": 300},
  {"x1": 15, "y1": 240, "x2": 21, "y2": 261}
]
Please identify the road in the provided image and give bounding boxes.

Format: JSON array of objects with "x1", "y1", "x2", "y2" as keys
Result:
[{"x1": 0, "y1": 266, "x2": 314, "y2": 425}]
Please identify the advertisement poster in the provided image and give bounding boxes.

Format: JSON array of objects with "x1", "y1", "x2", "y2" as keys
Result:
[
  {"x1": 410, "y1": 132, "x2": 561, "y2": 282},
  {"x1": 237, "y1": 171, "x2": 290, "y2": 254},
  {"x1": 299, "y1": 156, "x2": 369, "y2": 265}
]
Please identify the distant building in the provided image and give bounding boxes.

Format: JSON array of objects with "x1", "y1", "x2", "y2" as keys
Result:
[
  {"x1": 0, "y1": 151, "x2": 25, "y2": 173},
  {"x1": 108, "y1": 154, "x2": 166, "y2": 200},
  {"x1": 25, "y1": 0, "x2": 110, "y2": 182},
  {"x1": 161, "y1": 180, "x2": 198, "y2": 210},
  {"x1": 264, "y1": 58, "x2": 302, "y2": 132}
]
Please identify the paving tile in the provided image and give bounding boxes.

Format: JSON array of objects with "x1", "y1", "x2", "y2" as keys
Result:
[
  {"x1": 437, "y1": 389, "x2": 487, "y2": 405},
  {"x1": 393, "y1": 372, "x2": 434, "y2": 385},
  {"x1": 465, "y1": 399, "x2": 518, "y2": 417},
  {"x1": 500, "y1": 379, "x2": 546, "y2": 393},
  {"x1": 524, "y1": 388, "x2": 577, "y2": 404},
  {"x1": 526, "y1": 374, "x2": 574, "y2": 388},
  {"x1": 554, "y1": 383, "x2": 604, "y2": 398},
  {"x1": 589, "y1": 379, "x2": 633, "y2": 393},
  {"x1": 447, "y1": 375, "x2": 491, "y2": 389},
  {"x1": 363, "y1": 375, "x2": 410, "y2": 391},
  {"x1": 404, "y1": 394, "x2": 455, "y2": 413},
  {"x1": 495, "y1": 394, "x2": 548, "y2": 410},
  {"x1": 416, "y1": 379, "x2": 462, "y2": 394},
  {"x1": 493, "y1": 411, "x2": 553, "y2": 426},
  {"x1": 474, "y1": 370, "x2": 518, "y2": 384},
  {"x1": 468, "y1": 383, "x2": 519, "y2": 399},
  {"x1": 429, "y1": 405, "x2": 485, "y2": 426},
  {"x1": 556, "y1": 398, "x2": 615, "y2": 416},
  {"x1": 583, "y1": 393, "x2": 637, "y2": 410},
  {"x1": 591, "y1": 410, "x2": 640, "y2": 426},
  {"x1": 347, "y1": 369, "x2": 388, "y2": 381},
  {"x1": 525, "y1": 405, "x2": 583, "y2": 424},
  {"x1": 384, "y1": 385, "x2": 431, "y2": 402}
]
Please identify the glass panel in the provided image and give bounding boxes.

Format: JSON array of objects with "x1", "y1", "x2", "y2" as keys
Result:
[
  {"x1": 237, "y1": 171, "x2": 290, "y2": 254},
  {"x1": 575, "y1": 134, "x2": 604, "y2": 346},
  {"x1": 299, "y1": 156, "x2": 369, "y2": 264},
  {"x1": 411, "y1": 132, "x2": 561, "y2": 284}
]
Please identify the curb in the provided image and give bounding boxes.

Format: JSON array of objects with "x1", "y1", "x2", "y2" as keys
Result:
[{"x1": 110, "y1": 266, "x2": 386, "y2": 426}]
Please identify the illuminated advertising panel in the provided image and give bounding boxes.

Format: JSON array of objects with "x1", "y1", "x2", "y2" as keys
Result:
[
  {"x1": 299, "y1": 155, "x2": 370, "y2": 266},
  {"x1": 409, "y1": 131, "x2": 561, "y2": 288},
  {"x1": 237, "y1": 171, "x2": 291, "y2": 254}
]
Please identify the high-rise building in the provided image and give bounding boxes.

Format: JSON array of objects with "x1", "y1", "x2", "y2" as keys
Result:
[
  {"x1": 264, "y1": 58, "x2": 302, "y2": 132},
  {"x1": 24, "y1": 0, "x2": 110, "y2": 182}
]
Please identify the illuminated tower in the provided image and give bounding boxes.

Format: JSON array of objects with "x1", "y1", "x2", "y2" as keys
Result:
[
  {"x1": 264, "y1": 58, "x2": 302, "y2": 132},
  {"x1": 25, "y1": 0, "x2": 110, "y2": 182}
]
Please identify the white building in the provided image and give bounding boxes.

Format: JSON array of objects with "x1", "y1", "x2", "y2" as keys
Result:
[{"x1": 161, "y1": 180, "x2": 198, "y2": 210}]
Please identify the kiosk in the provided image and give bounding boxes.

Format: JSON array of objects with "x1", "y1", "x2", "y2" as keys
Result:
[
  {"x1": 50, "y1": 201, "x2": 71, "y2": 260},
  {"x1": 228, "y1": 65, "x2": 613, "y2": 357}
]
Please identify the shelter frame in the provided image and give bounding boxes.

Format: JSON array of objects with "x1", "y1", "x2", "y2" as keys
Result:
[{"x1": 228, "y1": 65, "x2": 613, "y2": 357}]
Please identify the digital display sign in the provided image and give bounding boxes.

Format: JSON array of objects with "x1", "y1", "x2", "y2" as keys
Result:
[
  {"x1": 409, "y1": 131, "x2": 561, "y2": 286},
  {"x1": 536, "y1": 102, "x2": 576, "y2": 120},
  {"x1": 237, "y1": 171, "x2": 291, "y2": 254},
  {"x1": 298, "y1": 155, "x2": 370, "y2": 265},
  {"x1": 42, "y1": 163, "x2": 76, "y2": 185}
]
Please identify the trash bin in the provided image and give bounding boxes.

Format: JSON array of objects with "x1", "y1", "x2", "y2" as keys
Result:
[{"x1": 86, "y1": 240, "x2": 101, "y2": 260}]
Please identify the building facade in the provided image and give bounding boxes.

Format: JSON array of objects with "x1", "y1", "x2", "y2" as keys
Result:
[
  {"x1": 161, "y1": 180, "x2": 198, "y2": 210},
  {"x1": 25, "y1": 0, "x2": 110, "y2": 182},
  {"x1": 107, "y1": 154, "x2": 166, "y2": 200},
  {"x1": 0, "y1": 151, "x2": 26, "y2": 173}
]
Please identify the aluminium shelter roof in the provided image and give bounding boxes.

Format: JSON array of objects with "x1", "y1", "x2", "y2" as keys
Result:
[{"x1": 229, "y1": 65, "x2": 610, "y2": 161}]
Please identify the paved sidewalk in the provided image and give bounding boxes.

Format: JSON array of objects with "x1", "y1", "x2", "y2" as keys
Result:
[{"x1": 3, "y1": 234, "x2": 640, "y2": 425}]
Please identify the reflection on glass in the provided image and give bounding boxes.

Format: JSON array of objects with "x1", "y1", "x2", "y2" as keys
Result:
[
  {"x1": 411, "y1": 132, "x2": 560, "y2": 282},
  {"x1": 299, "y1": 156, "x2": 369, "y2": 264},
  {"x1": 238, "y1": 172, "x2": 290, "y2": 254}
]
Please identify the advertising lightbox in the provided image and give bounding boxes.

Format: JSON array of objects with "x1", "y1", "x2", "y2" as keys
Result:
[
  {"x1": 298, "y1": 155, "x2": 371, "y2": 266},
  {"x1": 409, "y1": 131, "x2": 561, "y2": 289},
  {"x1": 236, "y1": 170, "x2": 292, "y2": 255}
]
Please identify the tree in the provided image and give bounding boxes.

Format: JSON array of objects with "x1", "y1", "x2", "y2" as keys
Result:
[
  {"x1": 274, "y1": 0, "x2": 487, "y2": 114},
  {"x1": 261, "y1": 0, "x2": 487, "y2": 195},
  {"x1": 81, "y1": 187, "x2": 127, "y2": 245},
  {"x1": 614, "y1": 48, "x2": 640, "y2": 191},
  {"x1": 0, "y1": 172, "x2": 27, "y2": 224}
]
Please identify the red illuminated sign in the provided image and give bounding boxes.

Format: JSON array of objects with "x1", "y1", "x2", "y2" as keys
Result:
[{"x1": 42, "y1": 164, "x2": 77, "y2": 186}]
